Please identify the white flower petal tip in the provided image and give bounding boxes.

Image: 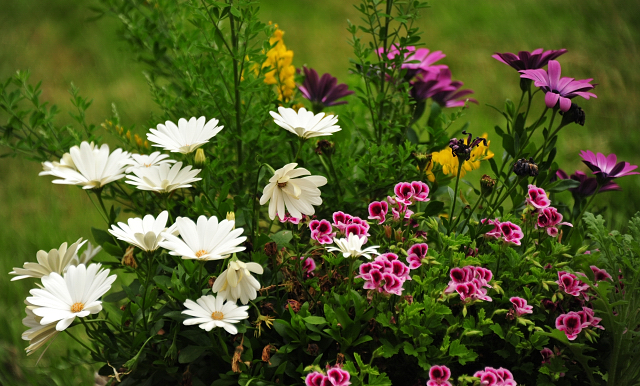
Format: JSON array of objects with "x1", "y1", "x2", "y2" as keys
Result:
[
  {"x1": 124, "y1": 152, "x2": 176, "y2": 173},
  {"x1": 25, "y1": 264, "x2": 116, "y2": 334},
  {"x1": 211, "y1": 260, "x2": 264, "y2": 305},
  {"x1": 109, "y1": 211, "x2": 174, "y2": 252},
  {"x1": 259, "y1": 163, "x2": 328, "y2": 221},
  {"x1": 22, "y1": 304, "x2": 59, "y2": 356},
  {"x1": 147, "y1": 116, "x2": 224, "y2": 154},
  {"x1": 10, "y1": 238, "x2": 88, "y2": 281},
  {"x1": 326, "y1": 234, "x2": 379, "y2": 260},
  {"x1": 159, "y1": 215, "x2": 246, "y2": 261},
  {"x1": 270, "y1": 107, "x2": 341, "y2": 139},
  {"x1": 181, "y1": 295, "x2": 249, "y2": 334},
  {"x1": 40, "y1": 142, "x2": 130, "y2": 189},
  {"x1": 125, "y1": 162, "x2": 202, "y2": 193}
]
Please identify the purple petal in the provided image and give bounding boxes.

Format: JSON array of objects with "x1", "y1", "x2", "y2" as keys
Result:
[
  {"x1": 547, "y1": 60, "x2": 562, "y2": 91},
  {"x1": 545, "y1": 92, "x2": 560, "y2": 109},
  {"x1": 559, "y1": 96, "x2": 572, "y2": 112}
]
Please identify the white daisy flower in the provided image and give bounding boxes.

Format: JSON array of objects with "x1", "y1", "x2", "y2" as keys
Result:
[
  {"x1": 327, "y1": 234, "x2": 380, "y2": 259},
  {"x1": 10, "y1": 238, "x2": 87, "y2": 281},
  {"x1": 40, "y1": 142, "x2": 130, "y2": 189},
  {"x1": 259, "y1": 163, "x2": 327, "y2": 221},
  {"x1": 270, "y1": 107, "x2": 341, "y2": 139},
  {"x1": 182, "y1": 295, "x2": 249, "y2": 334},
  {"x1": 109, "y1": 211, "x2": 178, "y2": 252},
  {"x1": 212, "y1": 260, "x2": 264, "y2": 305},
  {"x1": 22, "y1": 302, "x2": 59, "y2": 355},
  {"x1": 147, "y1": 116, "x2": 224, "y2": 154},
  {"x1": 70, "y1": 241, "x2": 102, "y2": 266},
  {"x1": 124, "y1": 152, "x2": 175, "y2": 173},
  {"x1": 159, "y1": 215, "x2": 246, "y2": 260},
  {"x1": 26, "y1": 264, "x2": 117, "y2": 331},
  {"x1": 125, "y1": 162, "x2": 202, "y2": 192}
]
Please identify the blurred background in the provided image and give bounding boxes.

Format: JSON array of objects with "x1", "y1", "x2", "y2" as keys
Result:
[{"x1": 1, "y1": 0, "x2": 638, "y2": 384}]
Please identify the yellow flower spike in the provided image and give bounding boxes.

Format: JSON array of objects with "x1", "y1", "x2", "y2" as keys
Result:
[
  {"x1": 125, "y1": 130, "x2": 132, "y2": 141},
  {"x1": 134, "y1": 134, "x2": 143, "y2": 147},
  {"x1": 259, "y1": 23, "x2": 296, "y2": 102},
  {"x1": 144, "y1": 140, "x2": 149, "y2": 149}
]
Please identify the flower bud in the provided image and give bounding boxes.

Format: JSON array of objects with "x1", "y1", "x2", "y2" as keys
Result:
[
  {"x1": 559, "y1": 103, "x2": 585, "y2": 126},
  {"x1": 513, "y1": 157, "x2": 539, "y2": 177},
  {"x1": 315, "y1": 139, "x2": 335, "y2": 156},
  {"x1": 480, "y1": 174, "x2": 496, "y2": 195},
  {"x1": 121, "y1": 246, "x2": 138, "y2": 268},
  {"x1": 194, "y1": 148, "x2": 206, "y2": 166}
]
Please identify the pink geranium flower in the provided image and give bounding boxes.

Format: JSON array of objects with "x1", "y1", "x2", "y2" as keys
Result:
[
  {"x1": 499, "y1": 222, "x2": 524, "y2": 246},
  {"x1": 540, "y1": 347, "x2": 554, "y2": 364},
  {"x1": 327, "y1": 367, "x2": 351, "y2": 386},
  {"x1": 556, "y1": 271, "x2": 589, "y2": 297},
  {"x1": 368, "y1": 201, "x2": 388, "y2": 224},
  {"x1": 473, "y1": 367, "x2": 516, "y2": 386},
  {"x1": 394, "y1": 182, "x2": 414, "y2": 205},
  {"x1": 510, "y1": 297, "x2": 533, "y2": 317},
  {"x1": 590, "y1": 265, "x2": 612, "y2": 282},
  {"x1": 427, "y1": 365, "x2": 452, "y2": 386},
  {"x1": 519, "y1": 60, "x2": 596, "y2": 112},
  {"x1": 301, "y1": 257, "x2": 316, "y2": 277},
  {"x1": 305, "y1": 372, "x2": 328, "y2": 386},
  {"x1": 445, "y1": 266, "x2": 493, "y2": 303},
  {"x1": 310, "y1": 219, "x2": 336, "y2": 245},
  {"x1": 482, "y1": 218, "x2": 503, "y2": 240},
  {"x1": 411, "y1": 181, "x2": 430, "y2": 202},
  {"x1": 406, "y1": 243, "x2": 428, "y2": 269},
  {"x1": 578, "y1": 307, "x2": 604, "y2": 330},
  {"x1": 526, "y1": 184, "x2": 550, "y2": 209},
  {"x1": 556, "y1": 312, "x2": 583, "y2": 340},
  {"x1": 356, "y1": 253, "x2": 410, "y2": 296},
  {"x1": 537, "y1": 207, "x2": 572, "y2": 237}
]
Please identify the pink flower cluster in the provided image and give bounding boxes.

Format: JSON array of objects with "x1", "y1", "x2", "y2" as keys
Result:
[
  {"x1": 509, "y1": 296, "x2": 533, "y2": 317},
  {"x1": 301, "y1": 257, "x2": 316, "y2": 277},
  {"x1": 445, "y1": 266, "x2": 493, "y2": 302},
  {"x1": 356, "y1": 253, "x2": 411, "y2": 295},
  {"x1": 473, "y1": 367, "x2": 516, "y2": 386},
  {"x1": 556, "y1": 271, "x2": 589, "y2": 297},
  {"x1": 305, "y1": 367, "x2": 351, "y2": 386},
  {"x1": 555, "y1": 307, "x2": 603, "y2": 340},
  {"x1": 309, "y1": 219, "x2": 336, "y2": 244},
  {"x1": 427, "y1": 365, "x2": 452, "y2": 386},
  {"x1": 333, "y1": 212, "x2": 370, "y2": 241},
  {"x1": 406, "y1": 243, "x2": 428, "y2": 269},
  {"x1": 368, "y1": 181, "x2": 430, "y2": 225},
  {"x1": 482, "y1": 219, "x2": 524, "y2": 246},
  {"x1": 526, "y1": 185, "x2": 572, "y2": 237}
]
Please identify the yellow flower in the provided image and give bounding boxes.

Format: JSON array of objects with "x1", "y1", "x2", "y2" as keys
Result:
[
  {"x1": 260, "y1": 23, "x2": 296, "y2": 102},
  {"x1": 432, "y1": 133, "x2": 494, "y2": 177}
]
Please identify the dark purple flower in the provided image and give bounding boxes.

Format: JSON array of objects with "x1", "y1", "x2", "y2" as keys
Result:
[
  {"x1": 579, "y1": 150, "x2": 639, "y2": 181},
  {"x1": 492, "y1": 48, "x2": 568, "y2": 71},
  {"x1": 519, "y1": 60, "x2": 596, "y2": 112},
  {"x1": 299, "y1": 67, "x2": 354, "y2": 109},
  {"x1": 412, "y1": 68, "x2": 477, "y2": 108},
  {"x1": 556, "y1": 169, "x2": 621, "y2": 196}
]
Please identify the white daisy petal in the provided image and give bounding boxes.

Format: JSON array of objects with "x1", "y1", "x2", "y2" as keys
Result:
[
  {"x1": 212, "y1": 260, "x2": 263, "y2": 305},
  {"x1": 147, "y1": 116, "x2": 224, "y2": 154},
  {"x1": 109, "y1": 211, "x2": 172, "y2": 251},
  {"x1": 125, "y1": 162, "x2": 201, "y2": 193},
  {"x1": 270, "y1": 107, "x2": 340, "y2": 139},
  {"x1": 181, "y1": 295, "x2": 249, "y2": 334}
]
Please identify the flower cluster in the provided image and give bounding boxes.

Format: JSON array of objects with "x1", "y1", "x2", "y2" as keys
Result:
[
  {"x1": 309, "y1": 219, "x2": 336, "y2": 244},
  {"x1": 356, "y1": 253, "x2": 411, "y2": 295},
  {"x1": 482, "y1": 219, "x2": 524, "y2": 246},
  {"x1": 473, "y1": 367, "x2": 517, "y2": 386},
  {"x1": 556, "y1": 307, "x2": 603, "y2": 341},
  {"x1": 305, "y1": 367, "x2": 351, "y2": 386},
  {"x1": 332, "y1": 211, "x2": 370, "y2": 237},
  {"x1": 261, "y1": 24, "x2": 296, "y2": 101},
  {"x1": 445, "y1": 266, "x2": 493, "y2": 302},
  {"x1": 556, "y1": 271, "x2": 589, "y2": 297},
  {"x1": 525, "y1": 185, "x2": 573, "y2": 237}
]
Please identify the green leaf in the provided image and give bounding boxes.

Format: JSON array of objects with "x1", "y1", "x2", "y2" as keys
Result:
[
  {"x1": 178, "y1": 345, "x2": 207, "y2": 364},
  {"x1": 303, "y1": 316, "x2": 327, "y2": 325},
  {"x1": 270, "y1": 230, "x2": 293, "y2": 247},
  {"x1": 546, "y1": 179, "x2": 580, "y2": 192},
  {"x1": 103, "y1": 290, "x2": 127, "y2": 302}
]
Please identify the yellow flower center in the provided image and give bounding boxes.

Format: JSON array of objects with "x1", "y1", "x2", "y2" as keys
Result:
[
  {"x1": 195, "y1": 250, "x2": 207, "y2": 258},
  {"x1": 211, "y1": 311, "x2": 224, "y2": 320},
  {"x1": 277, "y1": 182, "x2": 287, "y2": 188},
  {"x1": 71, "y1": 302, "x2": 85, "y2": 313},
  {"x1": 144, "y1": 163, "x2": 152, "y2": 167}
]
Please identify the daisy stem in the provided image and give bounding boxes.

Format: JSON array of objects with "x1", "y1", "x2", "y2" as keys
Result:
[
  {"x1": 346, "y1": 257, "x2": 356, "y2": 293},
  {"x1": 252, "y1": 163, "x2": 268, "y2": 240},
  {"x1": 447, "y1": 160, "x2": 464, "y2": 235},
  {"x1": 64, "y1": 328, "x2": 99, "y2": 357},
  {"x1": 294, "y1": 138, "x2": 306, "y2": 163},
  {"x1": 326, "y1": 153, "x2": 344, "y2": 201},
  {"x1": 86, "y1": 190, "x2": 109, "y2": 225}
]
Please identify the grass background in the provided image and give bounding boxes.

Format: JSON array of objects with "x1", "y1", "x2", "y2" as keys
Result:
[{"x1": 1, "y1": 0, "x2": 638, "y2": 384}]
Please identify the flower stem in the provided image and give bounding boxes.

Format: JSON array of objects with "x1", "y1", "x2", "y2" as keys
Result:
[
  {"x1": 347, "y1": 257, "x2": 356, "y2": 293},
  {"x1": 294, "y1": 137, "x2": 306, "y2": 163},
  {"x1": 566, "y1": 184, "x2": 602, "y2": 241},
  {"x1": 64, "y1": 328, "x2": 99, "y2": 357},
  {"x1": 326, "y1": 152, "x2": 344, "y2": 201},
  {"x1": 457, "y1": 192, "x2": 485, "y2": 234},
  {"x1": 486, "y1": 177, "x2": 521, "y2": 220},
  {"x1": 252, "y1": 163, "x2": 268, "y2": 241},
  {"x1": 447, "y1": 159, "x2": 464, "y2": 235}
]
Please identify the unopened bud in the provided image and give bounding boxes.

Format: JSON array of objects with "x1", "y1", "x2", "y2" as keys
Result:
[
  {"x1": 559, "y1": 103, "x2": 585, "y2": 126},
  {"x1": 315, "y1": 139, "x2": 335, "y2": 156},
  {"x1": 194, "y1": 148, "x2": 206, "y2": 166},
  {"x1": 121, "y1": 246, "x2": 138, "y2": 268},
  {"x1": 226, "y1": 211, "x2": 236, "y2": 229},
  {"x1": 480, "y1": 174, "x2": 496, "y2": 195}
]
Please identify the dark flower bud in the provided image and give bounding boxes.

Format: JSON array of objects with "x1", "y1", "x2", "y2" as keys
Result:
[
  {"x1": 480, "y1": 174, "x2": 496, "y2": 195},
  {"x1": 307, "y1": 343, "x2": 319, "y2": 356},
  {"x1": 541, "y1": 299, "x2": 557, "y2": 312},
  {"x1": 315, "y1": 139, "x2": 335, "y2": 156},
  {"x1": 449, "y1": 131, "x2": 487, "y2": 162},
  {"x1": 559, "y1": 103, "x2": 585, "y2": 126},
  {"x1": 513, "y1": 157, "x2": 539, "y2": 177},
  {"x1": 464, "y1": 246, "x2": 479, "y2": 257},
  {"x1": 264, "y1": 241, "x2": 278, "y2": 256}
]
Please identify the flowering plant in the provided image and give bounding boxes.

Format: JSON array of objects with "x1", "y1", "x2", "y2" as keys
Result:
[{"x1": 1, "y1": 1, "x2": 639, "y2": 386}]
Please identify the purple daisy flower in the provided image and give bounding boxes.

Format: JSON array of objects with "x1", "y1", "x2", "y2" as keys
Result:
[
  {"x1": 377, "y1": 45, "x2": 447, "y2": 77},
  {"x1": 298, "y1": 67, "x2": 354, "y2": 110},
  {"x1": 411, "y1": 68, "x2": 477, "y2": 108},
  {"x1": 519, "y1": 60, "x2": 596, "y2": 112},
  {"x1": 556, "y1": 169, "x2": 620, "y2": 196},
  {"x1": 492, "y1": 48, "x2": 568, "y2": 71},
  {"x1": 579, "y1": 150, "x2": 640, "y2": 181}
]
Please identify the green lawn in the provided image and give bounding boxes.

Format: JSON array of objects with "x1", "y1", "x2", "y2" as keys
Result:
[{"x1": 1, "y1": 0, "x2": 638, "y2": 384}]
